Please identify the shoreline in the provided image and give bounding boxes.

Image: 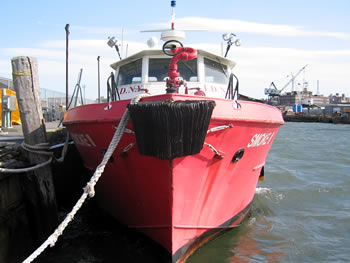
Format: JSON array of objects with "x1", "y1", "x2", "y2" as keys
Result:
[{"x1": 283, "y1": 114, "x2": 350, "y2": 124}]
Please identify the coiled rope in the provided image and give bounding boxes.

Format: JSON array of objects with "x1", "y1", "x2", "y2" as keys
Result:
[
  {"x1": 0, "y1": 134, "x2": 69, "y2": 174},
  {"x1": 22, "y1": 94, "x2": 148, "y2": 263},
  {"x1": 0, "y1": 142, "x2": 53, "y2": 173}
]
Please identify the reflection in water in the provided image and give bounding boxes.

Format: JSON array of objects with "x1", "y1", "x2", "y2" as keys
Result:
[
  {"x1": 229, "y1": 216, "x2": 285, "y2": 263},
  {"x1": 190, "y1": 193, "x2": 288, "y2": 263}
]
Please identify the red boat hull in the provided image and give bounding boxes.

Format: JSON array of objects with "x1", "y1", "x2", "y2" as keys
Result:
[{"x1": 63, "y1": 94, "x2": 284, "y2": 262}]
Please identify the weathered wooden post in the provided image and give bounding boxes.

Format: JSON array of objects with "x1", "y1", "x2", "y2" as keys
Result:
[{"x1": 11, "y1": 56, "x2": 58, "y2": 243}]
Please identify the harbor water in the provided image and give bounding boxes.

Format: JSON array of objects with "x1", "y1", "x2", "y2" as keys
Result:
[
  {"x1": 35, "y1": 122, "x2": 350, "y2": 263},
  {"x1": 190, "y1": 122, "x2": 350, "y2": 263}
]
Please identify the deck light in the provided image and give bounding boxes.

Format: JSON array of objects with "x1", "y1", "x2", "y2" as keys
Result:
[
  {"x1": 222, "y1": 33, "x2": 241, "y2": 57},
  {"x1": 107, "y1": 36, "x2": 122, "y2": 60}
]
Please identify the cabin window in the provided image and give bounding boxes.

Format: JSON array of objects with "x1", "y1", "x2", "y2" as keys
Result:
[
  {"x1": 148, "y1": 58, "x2": 198, "y2": 82},
  {"x1": 117, "y1": 58, "x2": 142, "y2": 86},
  {"x1": 204, "y1": 58, "x2": 229, "y2": 84}
]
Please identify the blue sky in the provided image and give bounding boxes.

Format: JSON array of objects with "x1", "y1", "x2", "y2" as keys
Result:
[{"x1": 1, "y1": 0, "x2": 349, "y2": 100}]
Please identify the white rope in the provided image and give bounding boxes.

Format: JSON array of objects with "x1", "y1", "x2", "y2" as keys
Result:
[
  {"x1": 0, "y1": 157, "x2": 53, "y2": 173},
  {"x1": 22, "y1": 142, "x2": 53, "y2": 156},
  {"x1": 22, "y1": 93, "x2": 149, "y2": 263},
  {"x1": 22, "y1": 142, "x2": 50, "y2": 151},
  {"x1": 0, "y1": 142, "x2": 53, "y2": 173},
  {"x1": 85, "y1": 94, "x2": 148, "y2": 198},
  {"x1": 55, "y1": 132, "x2": 70, "y2": 163}
]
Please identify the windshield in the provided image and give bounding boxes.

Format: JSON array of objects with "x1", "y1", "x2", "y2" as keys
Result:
[
  {"x1": 204, "y1": 58, "x2": 229, "y2": 84},
  {"x1": 117, "y1": 58, "x2": 142, "y2": 86},
  {"x1": 148, "y1": 58, "x2": 198, "y2": 82}
]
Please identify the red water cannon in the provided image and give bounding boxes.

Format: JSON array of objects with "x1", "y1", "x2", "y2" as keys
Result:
[{"x1": 162, "y1": 40, "x2": 197, "y2": 93}]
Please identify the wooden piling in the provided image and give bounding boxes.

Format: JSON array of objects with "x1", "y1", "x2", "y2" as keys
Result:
[{"x1": 11, "y1": 56, "x2": 58, "y2": 243}]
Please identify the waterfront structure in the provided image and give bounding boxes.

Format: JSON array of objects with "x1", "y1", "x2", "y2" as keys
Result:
[
  {"x1": 329, "y1": 93, "x2": 350, "y2": 104},
  {"x1": 279, "y1": 89, "x2": 330, "y2": 106},
  {"x1": 321, "y1": 104, "x2": 350, "y2": 115},
  {"x1": 0, "y1": 77, "x2": 13, "y2": 90}
]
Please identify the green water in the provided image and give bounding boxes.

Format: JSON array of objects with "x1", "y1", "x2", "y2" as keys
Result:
[{"x1": 190, "y1": 122, "x2": 350, "y2": 263}]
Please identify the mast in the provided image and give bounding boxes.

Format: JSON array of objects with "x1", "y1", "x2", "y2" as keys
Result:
[{"x1": 171, "y1": 1, "x2": 176, "y2": 29}]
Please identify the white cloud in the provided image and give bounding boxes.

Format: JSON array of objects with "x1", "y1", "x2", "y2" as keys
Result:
[
  {"x1": 227, "y1": 47, "x2": 350, "y2": 97},
  {"x1": 3, "y1": 48, "x2": 65, "y2": 61},
  {"x1": 151, "y1": 17, "x2": 350, "y2": 39},
  {"x1": 70, "y1": 25, "x2": 127, "y2": 36}
]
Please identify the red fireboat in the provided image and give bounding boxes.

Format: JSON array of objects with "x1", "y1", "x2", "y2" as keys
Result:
[{"x1": 63, "y1": 2, "x2": 284, "y2": 262}]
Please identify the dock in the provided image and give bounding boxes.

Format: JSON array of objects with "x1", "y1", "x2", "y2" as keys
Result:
[
  {"x1": 1, "y1": 121, "x2": 169, "y2": 263},
  {"x1": 0, "y1": 120, "x2": 63, "y2": 263},
  {"x1": 283, "y1": 113, "x2": 350, "y2": 124}
]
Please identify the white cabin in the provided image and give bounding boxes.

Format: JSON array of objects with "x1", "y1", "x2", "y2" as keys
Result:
[{"x1": 110, "y1": 49, "x2": 236, "y2": 100}]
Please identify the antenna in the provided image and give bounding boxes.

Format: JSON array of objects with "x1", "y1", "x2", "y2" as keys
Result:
[
  {"x1": 171, "y1": 0, "x2": 176, "y2": 29},
  {"x1": 141, "y1": 1, "x2": 205, "y2": 42},
  {"x1": 121, "y1": 27, "x2": 124, "y2": 58}
]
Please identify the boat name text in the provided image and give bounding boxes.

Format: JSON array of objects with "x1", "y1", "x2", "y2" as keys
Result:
[
  {"x1": 119, "y1": 85, "x2": 142, "y2": 94},
  {"x1": 247, "y1": 132, "x2": 275, "y2": 148},
  {"x1": 71, "y1": 133, "x2": 96, "y2": 147},
  {"x1": 202, "y1": 85, "x2": 226, "y2": 94}
]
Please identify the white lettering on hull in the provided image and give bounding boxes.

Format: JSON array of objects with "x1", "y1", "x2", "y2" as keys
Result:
[
  {"x1": 247, "y1": 132, "x2": 275, "y2": 148},
  {"x1": 71, "y1": 133, "x2": 96, "y2": 147}
]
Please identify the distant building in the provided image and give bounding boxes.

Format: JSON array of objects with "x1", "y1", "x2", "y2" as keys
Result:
[
  {"x1": 0, "y1": 77, "x2": 13, "y2": 90},
  {"x1": 329, "y1": 93, "x2": 350, "y2": 104},
  {"x1": 279, "y1": 89, "x2": 330, "y2": 106},
  {"x1": 319, "y1": 104, "x2": 350, "y2": 115},
  {"x1": 279, "y1": 91, "x2": 299, "y2": 106}
]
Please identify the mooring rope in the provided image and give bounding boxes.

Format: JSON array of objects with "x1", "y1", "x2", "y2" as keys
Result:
[
  {"x1": 55, "y1": 131, "x2": 70, "y2": 163},
  {"x1": 21, "y1": 142, "x2": 53, "y2": 156},
  {"x1": 0, "y1": 142, "x2": 53, "y2": 173},
  {"x1": 0, "y1": 157, "x2": 53, "y2": 173},
  {"x1": 21, "y1": 94, "x2": 149, "y2": 263},
  {"x1": 0, "y1": 136, "x2": 68, "y2": 173}
]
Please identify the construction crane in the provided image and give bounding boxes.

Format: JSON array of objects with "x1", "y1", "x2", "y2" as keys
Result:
[{"x1": 265, "y1": 64, "x2": 308, "y2": 97}]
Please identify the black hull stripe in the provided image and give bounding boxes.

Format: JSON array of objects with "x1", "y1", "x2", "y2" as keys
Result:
[{"x1": 173, "y1": 200, "x2": 253, "y2": 263}]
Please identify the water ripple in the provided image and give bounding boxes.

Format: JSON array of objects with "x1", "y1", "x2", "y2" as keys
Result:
[{"x1": 191, "y1": 122, "x2": 350, "y2": 263}]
